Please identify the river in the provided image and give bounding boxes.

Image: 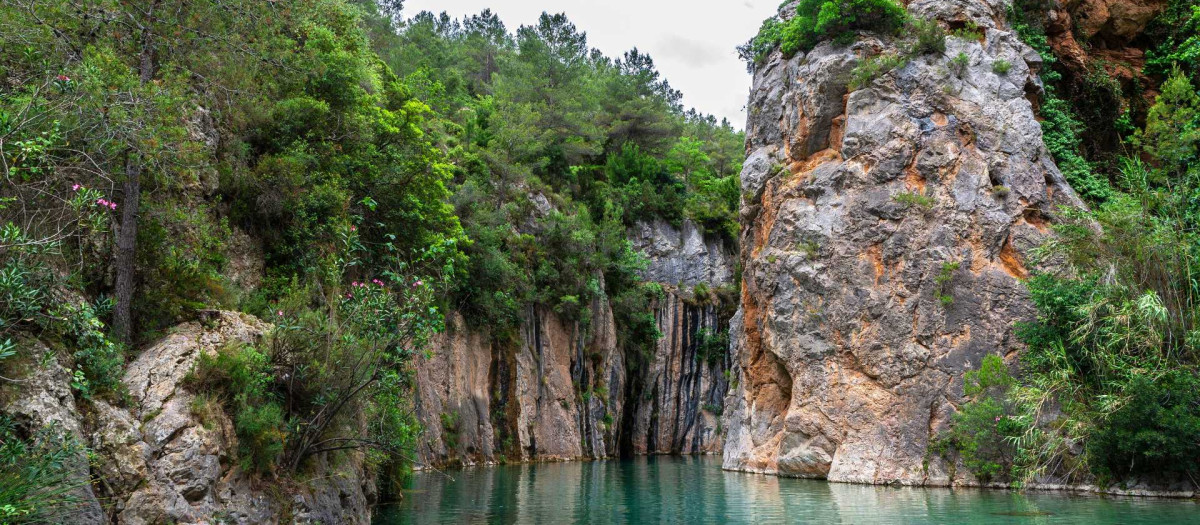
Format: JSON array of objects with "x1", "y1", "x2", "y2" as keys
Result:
[{"x1": 377, "y1": 455, "x2": 1198, "y2": 524}]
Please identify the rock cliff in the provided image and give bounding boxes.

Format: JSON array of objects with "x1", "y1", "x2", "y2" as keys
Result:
[
  {"x1": 414, "y1": 219, "x2": 736, "y2": 467},
  {"x1": 722, "y1": 0, "x2": 1087, "y2": 484},
  {"x1": 1, "y1": 311, "x2": 374, "y2": 524}
]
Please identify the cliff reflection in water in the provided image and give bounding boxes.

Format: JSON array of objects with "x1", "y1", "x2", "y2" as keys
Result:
[{"x1": 378, "y1": 456, "x2": 1200, "y2": 524}]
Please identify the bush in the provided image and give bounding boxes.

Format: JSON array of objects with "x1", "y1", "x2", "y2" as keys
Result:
[
  {"x1": 941, "y1": 355, "x2": 1033, "y2": 483},
  {"x1": 694, "y1": 328, "x2": 729, "y2": 367},
  {"x1": 190, "y1": 342, "x2": 285, "y2": 473},
  {"x1": 909, "y1": 18, "x2": 947, "y2": 55},
  {"x1": 893, "y1": 190, "x2": 935, "y2": 209},
  {"x1": 992, "y1": 59, "x2": 1012, "y2": 75},
  {"x1": 849, "y1": 53, "x2": 909, "y2": 90},
  {"x1": 934, "y1": 261, "x2": 960, "y2": 307},
  {"x1": 0, "y1": 418, "x2": 86, "y2": 523},
  {"x1": 1088, "y1": 370, "x2": 1200, "y2": 478},
  {"x1": 949, "y1": 52, "x2": 971, "y2": 77}
]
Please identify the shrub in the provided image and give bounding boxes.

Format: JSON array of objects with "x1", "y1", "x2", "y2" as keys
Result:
[
  {"x1": 440, "y1": 411, "x2": 461, "y2": 455},
  {"x1": 0, "y1": 418, "x2": 86, "y2": 523},
  {"x1": 992, "y1": 59, "x2": 1012, "y2": 75},
  {"x1": 694, "y1": 328, "x2": 729, "y2": 367},
  {"x1": 909, "y1": 18, "x2": 947, "y2": 55},
  {"x1": 934, "y1": 261, "x2": 960, "y2": 307},
  {"x1": 950, "y1": 21, "x2": 984, "y2": 41},
  {"x1": 949, "y1": 51, "x2": 970, "y2": 77},
  {"x1": 941, "y1": 355, "x2": 1033, "y2": 483},
  {"x1": 893, "y1": 190, "x2": 935, "y2": 209},
  {"x1": 1088, "y1": 370, "x2": 1200, "y2": 478},
  {"x1": 849, "y1": 53, "x2": 909, "y2": 90},
  {"x1": 190, "y1": 342, "x2": 285, "y2": 473}
]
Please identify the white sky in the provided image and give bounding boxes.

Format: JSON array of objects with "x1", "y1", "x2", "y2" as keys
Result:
[{"x1": 400, "y1": 0, "x2": 779, "y2": 129}]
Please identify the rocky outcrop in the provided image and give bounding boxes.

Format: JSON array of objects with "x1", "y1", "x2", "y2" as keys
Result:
[
  {"x1": 415, "y1": 299, "x2": 625, "y2": 466},
  {"x1": 627, "y1": 294, "x2": 730, "y2": 455},
  {"x1": 723, "y1": 1, "x2": 1085, "y2": 485},
  {"x1": 628, "y1": 218, "x2": 736, "y2": 287},
  {"x1": 414, "y1": 220, "x2": 736, "y2": 467},
  {"x1": 3, "y1": 311, "x2": 375, "y2": 524},
  {"x1": 0, "y1": 339, "x2": 106, "y2": 524}
]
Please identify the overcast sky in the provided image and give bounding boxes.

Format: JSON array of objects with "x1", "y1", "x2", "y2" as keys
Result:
[{"x1": 400, "y1": 0, "x2": 779, "y2": 129}]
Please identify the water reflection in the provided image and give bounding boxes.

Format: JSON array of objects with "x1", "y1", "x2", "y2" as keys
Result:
[{"x1": 380, "y1": 456, "x2": 1199, "y2": 524}]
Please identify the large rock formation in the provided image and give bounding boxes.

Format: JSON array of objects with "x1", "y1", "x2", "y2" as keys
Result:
[
  {"x1": 414, "y1": 219, "x2": 736, "y2": 467},
  {"x1": 722, "y1": 0, "x2": 1086, "y2": 485},
  {"x1": 3, "y1": 311, "x2": 374, "y2": 524}
]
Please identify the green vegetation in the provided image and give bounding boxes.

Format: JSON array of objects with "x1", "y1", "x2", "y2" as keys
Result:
[
  {"x1": 992, "y1": 59, "x2": 1012, "y2": 76},
  {"x1": 893, "y1": 190, "x2": 936, "y2": 210},
  {"x1": 189, "y1": 342, "x2": 285, "y2": 473},
  {"x1": 1007, "y1": 0, "x2": 1114, "y2": 202},
  {"x1": 910, "y1": 18, "x2": 948, "y2": 55},
  {"x1": 949, "y1": 52, "x2": 971, "y2": 77},
  {"x1": 694, "y1": 328, "x2": 730, "y2": 367},
  {"x1": 849, "y1": 53, "x2": 909, "y2": 90},
  {"x1": 935, "y1": 355, "x2": 1034, "y2": 483},
  {"x1": 1144, "y1": 0, "x2": 1200, "y2": 78},
  {"x1": 938, "y1": 12, "x2": 1200, "y2": 483},
  {"x1": 739, "y1": 0, "x2": 908, "y2": 63},
  {"x1": 949, "y1": 21, "x2": 984, "y2": 41},
  {"x1": 378, "y1": 10, "x2": 743, "y2": 343},
  {"x1": 0, "y1": 0, "x2": 743, "y2": 505},
  {"x1": 934, "y1": 261, "x2": 960, "y2": 307},
  {"x1": 0, "y1": 417, "x2": 85, "y2": 523}
]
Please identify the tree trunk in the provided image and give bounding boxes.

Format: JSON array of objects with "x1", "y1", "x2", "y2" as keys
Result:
[
  {"x1": 111, "y1": 5, "x2": 158, "y2": 344},
  {"x1": 111, "y1": 154, "x2": 141, "y2": 343}
]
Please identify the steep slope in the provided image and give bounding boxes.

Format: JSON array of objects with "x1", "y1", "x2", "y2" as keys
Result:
[
  {"x1": 414, "y1": 219, "x2": 735, "y2": 467},
  {"x1": 722, "y1": 0, "x2": 1087, "y2": 484}
]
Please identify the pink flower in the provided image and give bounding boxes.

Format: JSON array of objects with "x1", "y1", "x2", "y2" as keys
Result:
[
  {"x1": 350, "y1": 226, "x2": 357, "y2": 232},
  {"x1": 72, "y1": 184, "x2": 81, "y2": 191},
  {"x1": 351, "y1": 281, "x2": 359, "y2": 287},
  {"x1": 97, "y1": 198, "x2": 106, "y2": 206},
  {"x1": 372, "y1": 279, "x2": 384, "y2": 286},
  {"x1": 413, "y1": 280, "x2": 423, "y2": 287},
  {"x1": 109, "y1": 202, "x2": 117, "y2": 210},
  {"x1": 276, "y1": 310, "x2": 283, "y2": 317},
  {"x1": 995, "y1": 416, "x2": 1001, "y2": 422},
  {"x1": 56, "y1": 75, "x2": 70, "y2": 82}
]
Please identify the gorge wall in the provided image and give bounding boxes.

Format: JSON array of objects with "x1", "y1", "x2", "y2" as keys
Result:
[
  {"x1": 0, "y1": 311, "x2": 374, "y2": 524},
  {"x1": 414, "y1": 219, "x2": 736, "y2": 467},
  {"x1": 721, "y1": 0, "x2": 1088, "y2": 485}
]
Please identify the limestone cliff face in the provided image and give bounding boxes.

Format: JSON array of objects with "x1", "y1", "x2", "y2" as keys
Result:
[
  {"x1": 414, "y1": 219, "x2": 735, "y2": 467},
  {"x1": 0, "y1": 311, "x2": 373, "y2": 524},
  {"x1": 722, "y1": 0, "x2": 1086, "y2": 484}
]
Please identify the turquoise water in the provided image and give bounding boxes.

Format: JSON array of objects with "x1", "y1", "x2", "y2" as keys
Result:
[{"x1": 378, "y1": 456, "x2": 1199, "y2": 524}]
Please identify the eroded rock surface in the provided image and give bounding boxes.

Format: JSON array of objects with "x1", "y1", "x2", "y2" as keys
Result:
[
  {"x1": 1, "y1": 310, "x2": 375, "y2": 524},
  {"x1": 0, "y1": 340, "x2": 105, "y2": 524},
  {"x1": 722, "y1": 1, "x2": 1084, "y2": 485},
  {"x1": 415, "y1": 220, "x2": 735, "y2": 467}
]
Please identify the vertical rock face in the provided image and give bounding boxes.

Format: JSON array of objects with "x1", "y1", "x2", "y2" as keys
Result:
[
  {"x1": 415, "y1": 300, "x2": 624, "y2": 466},
  {"x1": 414, "y1": 220, "x2": 736, "y2": 467},
  {"x1": 722, "y1": 1, "x2": 1085, "y2": 484},
  {"x1": 628, "y1": 294, "x2": 730, "y2": 455}
]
